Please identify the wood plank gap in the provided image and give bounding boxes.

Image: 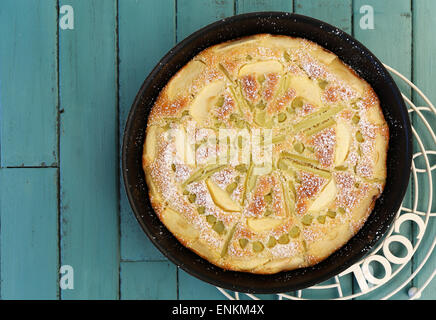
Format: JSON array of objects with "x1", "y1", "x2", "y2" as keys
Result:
[
  {"x1": 175, "y1": 0, "x2": 178, "y2": 43},
  {"x1": 6, "y1": 165, "x2": 59, "y2": 169},
  {"x1": 120, "y1": 259, "x2": 169, "y2": 263},
  {"x1": 410, "y1": 0, "x2": 414, "y2": 85},
  {"x1": 409, "y1": 0, "x2": 416, "y2": 288},
  {"x1": 0, "y1": 172, "x2": 1, "y2": 297},
  {"x1": 409, "y1": 0, "x2": 413, "y2": 279},
  {"x1": 351, "y1": 0, "x2": 355, "y2": 37},
  {"x1": 116, "y1": 0, "x2": 121, "y2": 301},
  {"x1": 176, "y1": 267, "x2": 180, "y2": 300},
  {"x1": 56, "y1": 0, "x2": 61, "y2": 300}
]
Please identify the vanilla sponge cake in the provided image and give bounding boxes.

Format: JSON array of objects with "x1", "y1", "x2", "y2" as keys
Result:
[{"x1": 142, "y1": 34, "x2": 389, "y2": 274}]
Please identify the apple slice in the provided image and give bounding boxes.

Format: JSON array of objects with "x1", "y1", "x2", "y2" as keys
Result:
[
  {"x1": 366, "y1": 106, "x2": 385, "y2": 125},
  {"x1": 311, "y1": 47, "x2": 337, "y2": 65},
  {"x1": 308, "y1": 179, "x2": 337, "y2": 212},
  {"x1": 162, "y1": 207, "x2": 199, "y2": 242},
  {"x1": 239, "y1": 60, "x2": 283, "y2": 77},
  {"x1": 144, "y1": 125, "x2": 161, "y2": 162},
  {"x1": 167, "y1": 60, "x2": 205, "y2": 100},
  {"x1": 267, "y1": 36, "x2": 301, "y2": 50},
  {"x1": 189, "y1": 80, "x2": 225, "y2": 125},
  {"x1": 206, "y1": 179, "x2": 241, "y2": 212},
  {"x1": 328, "y1": 58, "x2": 365, "y2": 95},
  {"x1": 334, "y1": 120, "x2": 351, "y2": 167},
  {"x1": 288, "y1": 75, "x2": 322, "y2": 107},
  {"x1": 247, "y1": 217, "x2": 283, "y2": 232},
  {"x1": 214, "y1": 37, "x2": 258, "y2": 52},
  {"x1": 372, "y1": 133, "x2": 388, "y2": 180},
  {"x1": 173, "y1": 126, "x2": 195, "y2": 165}
]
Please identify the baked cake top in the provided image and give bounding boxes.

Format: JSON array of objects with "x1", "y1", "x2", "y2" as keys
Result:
[{"x1": 143, "y1": 34, "x2": 389, "y2": 274}]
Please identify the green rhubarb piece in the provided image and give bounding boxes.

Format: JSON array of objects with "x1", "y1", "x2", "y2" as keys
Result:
[
  {"x1": 304, "y1": 118, "x2": 336, "y2": 136},
  {"x1": 278, "y1": 234, "x2": 290, "y2": 244},
  {"x1": 188, "y1": 193, "x2": 196, "y2": 203},
  {"x1": 356, "y1": 131, "x2": 364, "y2": 143},
  {"x1": 239, "y1": 238, "x2": 249, "y2": 249},
  {"x1": 278, "y1": 113, "x2": 287, "y2": 123},
  {"x1": 282, "y1": 153, "x2": 319, "y2": 166},
  {"x1": 292, "y1": 97, "x2": 304, "y2": 110},
  {"x1": 293, "y1": 142, "x2": 305, "y2": 154},
  {"x1": 334, "y1": 165, "x2": 348, "y2": 171},
  {"x1": 235, "y1": 164, "x2": 248, "y2": 173},
  {"x1": 213, "y1": 221, "x2": 225, "y2": 234},
  {"x1": 256, "y1": 100, "x2": 266, "y2": 110},
  {"x1": 226, "y1": 182, "x2": 238, "y2": 194},
  {"x1": 206, "y1": 215, "x2": 217, "y2": 225},
  {"x1": 272, "y1": 135, "x2": 286, "y2": 144},
  {"x1": 277, "y1": 159, "x2": 288, "y2": 171},
  {"x1": 218, "y1": 63, "x2": 233, "y2": 83},
  {"x1": 318, "y1": 79, "x2": 329, "y2": 89},
  {"x1": 302, "y1": 214, "x2": 314, "y2": 226},
  {"x1": 182, "y1": 165, "x2": 226, "y2": 187},
  {"x1": 289, "y1": 226, "x2": 301, "y2": 238},
  {"x1": 267, "y1": 236, "x2": 277, "y2": 248},
  {"x1": 221, "y1": 224, "x2": 237, "y2": 257},
  {"x1": 283, "y1": 51, "x2": 291, "y2": 62},
  {"x1": 352, "y1": 114, "x2": 360, "y2": 124},
  {"x1": 293, "y1": 106, "x2": 343, "y2": 132},
  {"x1": 252, "y1": 241, "x2": 264, "y2": 252},
  {"x1": 326, "y1": 210, "x2": 337, "y2": 218},
  {"x1": 317, "y1": 215, "x2": 326, "y2": 224},
  {"x1": 264, "y1": 209, "x2": 273, "y2": 216}
]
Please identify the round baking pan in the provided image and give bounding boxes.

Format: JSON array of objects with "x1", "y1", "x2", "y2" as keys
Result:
[{"x1": 122, "y1": 12, "x2": 412, "y2": 293}]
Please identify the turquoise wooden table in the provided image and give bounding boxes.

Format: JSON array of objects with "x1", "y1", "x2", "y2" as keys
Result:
[{"x1": 0, "y1": 0, "x2": 435, "y2": 300}]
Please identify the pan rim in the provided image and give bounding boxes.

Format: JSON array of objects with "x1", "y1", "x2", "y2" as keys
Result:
[{"x1": 122, "y1": 12, "x2": 413, "y2": 294}]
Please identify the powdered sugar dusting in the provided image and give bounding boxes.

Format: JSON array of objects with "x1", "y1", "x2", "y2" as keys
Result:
[{"x1": 312, "y1": 127, "x2": 335, "y2": 168}]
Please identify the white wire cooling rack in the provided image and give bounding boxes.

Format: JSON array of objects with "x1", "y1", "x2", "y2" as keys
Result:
[{"x1": 216, "y1": 65, "x2": 436, "y2": 300}]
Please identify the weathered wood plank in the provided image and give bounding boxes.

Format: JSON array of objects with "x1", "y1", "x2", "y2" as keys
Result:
[
  {"x1": 353, "y1": 0, "x2": 412, "y2": 300},
  {"x1": 178, "y1": 269, "x2": 226, "y2": 300},
  {"x1": 294, "y1": 0, "x2": 352, "y2": 33},
  {"x1": 176, "y1": 0, "x2": 234, "y2": 42},
  {"x1": 236, "y1": 0, "x2": 292, "y2": 13},
  {"x1": 354, "y1": 0, "x2": 412, "y2": 95},
  {"x1": 120, "y1": 261, "x2": 177, "y2": 299},
  {"x1": 0, "y1": 0, "x2": 58, "y2": 167},
  {"x1": 119, "y1": 0, "x2": 175, "y2": 262},
  {"x1": 412, "y1": 0, "x2": 436, "y2": 300},
  {"x1": 0, "y1": 168, "x2": 58, "y2": 299},
  {"x1": 59, "y1": 0, "x2": 119, "y2": 299}
]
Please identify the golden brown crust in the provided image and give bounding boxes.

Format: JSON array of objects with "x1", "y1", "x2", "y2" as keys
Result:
[{"x1": 142, "y1": 34, "x2": 389, "y2": 274}]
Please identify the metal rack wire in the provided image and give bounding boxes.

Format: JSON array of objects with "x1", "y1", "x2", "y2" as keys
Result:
[{"x1": 217, "y1": 65, "x2": 436, "y2": 300}]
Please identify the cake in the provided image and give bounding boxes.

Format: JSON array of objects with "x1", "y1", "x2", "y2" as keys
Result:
[{"x1": 142, "y1": 34, "x2": 389, "y2": 274}]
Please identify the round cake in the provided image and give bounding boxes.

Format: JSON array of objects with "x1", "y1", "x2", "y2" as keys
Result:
[{"x1": 142, "y1": 34, "x2": 389, "y2": 274}]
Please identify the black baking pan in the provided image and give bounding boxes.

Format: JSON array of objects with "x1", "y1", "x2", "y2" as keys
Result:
[{"x1": 122, "y1": 12, "x2": 412, "y2": 294}]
